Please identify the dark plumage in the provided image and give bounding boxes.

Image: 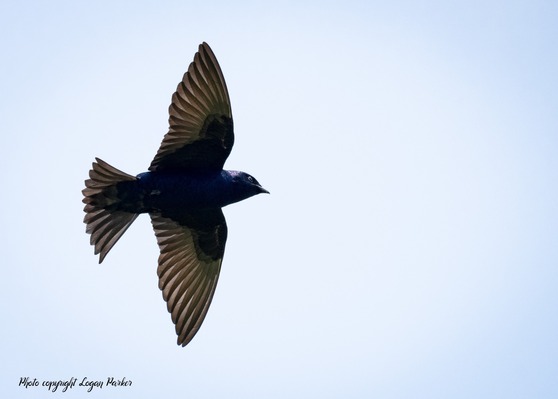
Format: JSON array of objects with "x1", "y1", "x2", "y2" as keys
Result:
[{"x1": 82, "y1": 42, "x2": 268, "y2": 346}]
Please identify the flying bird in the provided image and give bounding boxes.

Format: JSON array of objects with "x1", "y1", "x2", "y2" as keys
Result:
[{"x1": 82, "y1": 42, "x2": 268, "y2": 346}]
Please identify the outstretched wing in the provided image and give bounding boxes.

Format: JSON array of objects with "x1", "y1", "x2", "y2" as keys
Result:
[
  {"x1": 149, "y1": 42, "x2": 233, "y2": 172},
  {"x1": 150, "y1": 209, "x2": 227, "y2": 346}
]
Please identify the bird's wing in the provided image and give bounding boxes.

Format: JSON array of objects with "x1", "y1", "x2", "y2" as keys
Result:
[
  {"x1": 149, "y1": 42, "x2": 233, "y2": 172},
  {"x1": 150, "y1": 209, "x2": 227, "y2": 346}
]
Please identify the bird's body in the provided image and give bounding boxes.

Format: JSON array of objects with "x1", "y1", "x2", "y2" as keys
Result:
[
  {"x1": 105, "y1": 170, "x2": 265, "y2": 214},
  {"x1": 82, "y1": 42, "x2": 267, "y2": 346}
]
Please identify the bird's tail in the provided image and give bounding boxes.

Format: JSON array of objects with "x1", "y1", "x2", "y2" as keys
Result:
[{"x1": 82, "y1": 158, "x2": 139, "y2": 263}]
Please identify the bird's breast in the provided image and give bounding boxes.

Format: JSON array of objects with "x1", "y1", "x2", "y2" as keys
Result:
[{"x1": 136, "y1": 171, "x2": 231, "y2": 212}]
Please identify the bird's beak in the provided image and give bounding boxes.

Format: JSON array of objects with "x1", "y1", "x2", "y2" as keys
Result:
[{"x1": 259, "y1": 186, "x2": 270, "y2": 194}]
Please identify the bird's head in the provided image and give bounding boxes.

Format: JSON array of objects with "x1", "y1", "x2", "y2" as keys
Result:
[{"x1": 227, "y1": 170, "x2": 269, "y2": 204}]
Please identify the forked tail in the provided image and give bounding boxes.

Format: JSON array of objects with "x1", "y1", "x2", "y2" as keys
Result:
[{"x1": 82, "y1": 158, "x2": 139, "y2": 263}]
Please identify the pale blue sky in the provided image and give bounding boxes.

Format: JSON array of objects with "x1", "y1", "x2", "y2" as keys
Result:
[{"x1": 1, "y1": 1, "x2": 557, "y2": 398}]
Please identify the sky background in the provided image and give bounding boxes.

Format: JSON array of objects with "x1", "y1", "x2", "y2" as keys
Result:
[{"x1": 1, "y1": 0, "x2": 558, "y2": 398}]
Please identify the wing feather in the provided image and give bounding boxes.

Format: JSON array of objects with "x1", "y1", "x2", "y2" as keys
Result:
[
  {"x1": 150, "y1": 212, "x2": 227, "y2": 346},
  {"x1": 149, "y1": 42, "x2": 233, "y2": 172}
]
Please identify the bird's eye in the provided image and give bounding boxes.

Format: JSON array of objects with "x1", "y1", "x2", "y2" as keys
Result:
[{"x1": 247, "y1": 176, "x2": 254, "y2": 183}]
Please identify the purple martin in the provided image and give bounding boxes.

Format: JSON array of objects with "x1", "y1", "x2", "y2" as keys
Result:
[{"x1": 82, "y1": 42, "x2": 268, "y2": 346}]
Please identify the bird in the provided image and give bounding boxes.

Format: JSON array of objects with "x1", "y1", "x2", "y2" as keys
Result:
[{"x1": 82, "y1": 42, "x2": 268, "y2": 347}]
